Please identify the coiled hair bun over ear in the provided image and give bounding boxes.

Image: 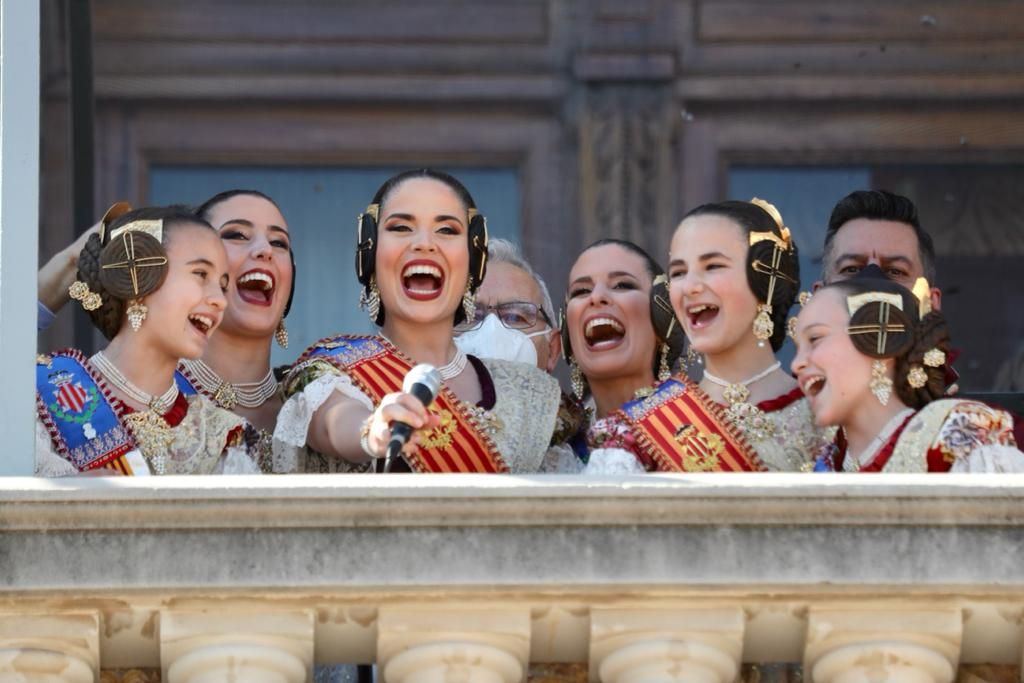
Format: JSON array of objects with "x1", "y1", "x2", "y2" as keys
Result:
[{"x1": 98, "y1": 231, "x2": 169, "y2": 301}]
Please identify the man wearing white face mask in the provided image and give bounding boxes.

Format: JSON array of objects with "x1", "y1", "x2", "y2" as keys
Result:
[{"x1": 455, "y1": 239, "x2": 561, "y2": 372}]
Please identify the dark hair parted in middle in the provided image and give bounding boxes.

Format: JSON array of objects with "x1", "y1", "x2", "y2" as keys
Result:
[
  {"x1": 355, "y1": 168, "x2": 489, "y2": 326},
  {"x1": 681, "y1": 200, "x2": 801, "y2": 352},
  {"x1": 77, "y1": 205, "x2": 214, "y2": 339}
]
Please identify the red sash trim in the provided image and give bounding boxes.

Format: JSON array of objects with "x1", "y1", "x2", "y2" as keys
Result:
[
  {"x1": 623, "y1": 377, "x2": 766, "y2": 472},
  {"x1": 307, "y1": 335, "x2": 507, "y2": 473}
]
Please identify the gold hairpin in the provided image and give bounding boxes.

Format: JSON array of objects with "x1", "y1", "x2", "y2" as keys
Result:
[
  {"x1": 101, "y1": 232, "x2": 169, "y2": 296},
  {"x1": 363, "y1": 203, "x2": 380, "y2": 222},
  {"x1": 847, "y1": 293, "x2": 906, "y2": 355},
  {"x1": 108, "y1": 218, "x2": 163, "y2": 244},
  {"x1": 846, "y1": 292, "x2": 903, "y2": 316},
  {"x1": 911, "y1": 277, "x2": 932, "y2": 318},
  {"x1": 749, "y1": 198, "x2": 793, "y2": 249}
]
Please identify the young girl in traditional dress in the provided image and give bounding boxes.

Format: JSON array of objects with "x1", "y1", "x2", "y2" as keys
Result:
[
  {"x1": 792, "y1": 270, "x2": 1022, "y2": 472},
  {"x1": 584, "y1": 201, "x2": 829, "y2": 473},
  {"x1": 275, "y1": 169, "x2": 562, "y2": 473},
  {"x1": 35, "y1": 206, "x2": 261, "y2": 476},
  {"x1": 174, "y1": 190, "x2": 295, "y2": 473}
]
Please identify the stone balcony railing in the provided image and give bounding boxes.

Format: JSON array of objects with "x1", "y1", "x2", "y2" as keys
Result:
[{"x1": 2, "y1": 473, "x2": 1024, "y2": 683}]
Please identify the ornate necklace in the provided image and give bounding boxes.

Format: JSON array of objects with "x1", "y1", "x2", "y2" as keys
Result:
[
  {"x1": 382, "y1": 335, "x2": 467, "y2": 380},
  {"x1": 437, "y1": 347, "x2": 468, "y2": 380},
  {"x1": 702, "y1": 361, "x2": 781, "y2": 441},
  {"x1": 91, "y1": 351, "x2": 179, "y2": 473},
  {"x1": 92, "y1": 352, "x2": 179, "y2": 413},
  {"x1": 181, "y1": 359, "x2": 278, "y2": 410}
]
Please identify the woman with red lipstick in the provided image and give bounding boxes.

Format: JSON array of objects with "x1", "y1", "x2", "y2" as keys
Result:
[
  {"x1": 35, "y1": 206, "x2": 261, "y2": 476},
  {"x1": 175, "y1": 190, "x2": 295, "y2": 472},
  {"x1": 792, "y1": 270, "x2": 1022, "y2": 472},
  {"x1": 276, "y1": 169, "x2": 562, "y2": 473},
  {"x1": 661, "y1": 199, "x2": 830, "y2": 471}
]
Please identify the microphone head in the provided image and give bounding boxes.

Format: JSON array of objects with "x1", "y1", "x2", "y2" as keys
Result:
[{"x1": 403, "y1": 363, "x2": 442, "y2": 398}]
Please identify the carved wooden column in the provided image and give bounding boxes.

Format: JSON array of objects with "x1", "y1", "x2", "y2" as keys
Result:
[
  {"x1": 0, "y1": 614, "x2": 99, "y2": 683},
  {"x1": 574, "y1": 1, "x2": 680, "y2": 256},
  {"x1": 805, "y1": 608, "x2": 962, "y2": 683},
  {"x1": 160, "y1": 610, "x2": 313, "y2": 683},
  {"x1": 589, "y1": 608, "x2": 744, "y2": 683},
  {"x1": 378, "y1": 606, "x2": 530, "y2": 683}
]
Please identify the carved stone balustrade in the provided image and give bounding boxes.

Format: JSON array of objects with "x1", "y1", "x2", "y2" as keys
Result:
[{"x1": 2, "y1": 473, "x2": 1023, "y2": 682}]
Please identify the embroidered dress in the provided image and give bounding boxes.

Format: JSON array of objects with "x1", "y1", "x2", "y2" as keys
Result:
[
  {"x1": 274, "y1": 335, "x2": 562, "y2": 473},
  {"x1": 175, "y1": 364, "x2": 277, "y2": 473},
  {"x1": 834, "y1": 399, "x2": 1022, "y2": 473},
  {"x1": 584, "y1": 377, "x2": 829, "y2": 474},
  {"x1": 35, "y1": 350, "x2": 260, "y2": 476}
]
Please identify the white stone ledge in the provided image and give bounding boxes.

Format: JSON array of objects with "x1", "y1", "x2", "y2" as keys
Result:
[
  {"x1": 2, "y1": 474, "x2": 1024, "y2": 592},
  {"x1": 3, "y1": 473, "x2": 1024, "y2": 530}
]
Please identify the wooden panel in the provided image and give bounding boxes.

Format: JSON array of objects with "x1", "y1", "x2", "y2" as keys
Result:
[
  {"x1": 699, "y1": 1, "x2": 1024, "y2": 43},
  {"x1": 94, "y1": 0, "x2": 550, "y2": 45},
  {"x1": 675, "y1": 74, "x2": 1024, "y2": 101}
]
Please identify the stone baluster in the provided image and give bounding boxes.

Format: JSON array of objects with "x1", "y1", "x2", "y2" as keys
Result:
[
  {"x1": 590, "y1": 608, "x2": 744, "y2": 683},
  {"x1": 160, "y1": 610, "x2": 313, "y2": 683},
  {"x1": 0, "y1": 614, "x2": 99, "y2": 683},
  {"x1": 378, "y1": 606, "x2": 530, "y2": 683},
  {"x1": 804, "y1": 608, "x2": 962, "y2": 683}
]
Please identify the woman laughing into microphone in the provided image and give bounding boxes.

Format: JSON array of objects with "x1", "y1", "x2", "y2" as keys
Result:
[{"x1": 275, "y1": 169, "x2": 562, "y2": 473}]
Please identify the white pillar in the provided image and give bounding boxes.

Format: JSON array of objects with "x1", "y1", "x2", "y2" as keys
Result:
[
  {"x1": 160, "y1": 610, "x2": 313, "y2": 683},
  {"x1": 589, "y1": 608, "x2": 744, "y2": 683},
  {"x1": 378, "y1": 606, "x2": 530, "y2": 683},
  {"x1": 805, "y1": 608, "x2": 962, "y2": 683},
  {"x1": 0, "y1": 0, "x2": 41, "y2": 476},
  {"x1": 0, "y1": 614, "x2": 99, "y2": 683}
]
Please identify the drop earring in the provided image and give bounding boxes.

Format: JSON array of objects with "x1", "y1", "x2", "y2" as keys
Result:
[{"x1": 870, "y1": 359, "x2": 893, "y2": 405}]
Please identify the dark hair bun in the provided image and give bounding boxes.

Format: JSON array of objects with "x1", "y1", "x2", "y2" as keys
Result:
[
  {"x1": 97, "y1": 231, "x2": 169, "y2": 300},
  {"x1": 847, "y1": 299, "x2": 915, "y2": 359},
  {"x1": 894, "y1": 311, "x2": 951, "y2": 408}
]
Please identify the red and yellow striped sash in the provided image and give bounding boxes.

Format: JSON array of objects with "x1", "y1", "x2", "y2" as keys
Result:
[
  {"x1": 619, "y1": 378, "x2": 765, "y2": 472},
  {"x1": 303, "y1": 336, "x2": 508, "y2": 473}
]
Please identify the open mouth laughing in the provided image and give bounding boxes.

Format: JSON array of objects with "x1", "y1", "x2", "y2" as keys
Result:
[
  {"x1": 583, "y1": 315, "x2": 626, "y2": 350},
  {"x1": 685, "y1": 303, "x2": 720, "y2": 329},
  {"x1": 188, "y1": 313, "x2": 216, "y2": 337},
  {"x1": 236, "y1": 269, "x2": 276, "y2": 307},
  {"x1": 800, "y1": 374, "x2": 826, "y2": 398},
  {"x1": 401, "y1": 260, "x2": 445, "y2": 301}
]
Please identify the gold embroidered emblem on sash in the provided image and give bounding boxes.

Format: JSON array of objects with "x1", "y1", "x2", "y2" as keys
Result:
[{"x1": 674, "y1": 424, "x2": 725, "y2": 472}]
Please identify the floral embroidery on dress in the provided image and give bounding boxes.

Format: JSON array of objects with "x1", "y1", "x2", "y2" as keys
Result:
[{"x1": 936, "y1": 402, "x2": 1016, "y2": 464}]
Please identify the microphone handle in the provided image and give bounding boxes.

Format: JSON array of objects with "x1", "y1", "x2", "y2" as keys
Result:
[{"x1": 381, "y1": 380, "x2": 438, "y2": 473}]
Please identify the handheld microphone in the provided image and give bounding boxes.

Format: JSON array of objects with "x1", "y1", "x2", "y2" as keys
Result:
[{"x1": 384, "y1": 364, "x2": 443, "y2": 472}]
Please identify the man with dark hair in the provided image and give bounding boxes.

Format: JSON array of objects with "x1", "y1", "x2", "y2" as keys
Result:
[{"x1": 819, "y1": 189, "x2": 942, "y2": 312}]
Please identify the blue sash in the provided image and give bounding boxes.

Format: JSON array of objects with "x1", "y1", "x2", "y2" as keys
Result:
[
  {"x1": 175, "y1": 367, "x2": 199, "y2": 396},
  {"x1": 36, "y1": 351, "x2": 134, "y2": 471}
]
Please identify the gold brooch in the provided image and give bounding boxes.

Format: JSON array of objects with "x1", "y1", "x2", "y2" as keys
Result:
[
  {"x1": 907, "y1": 365, "x2": 928, "y2": 389},
  {"x1": 69, "y1": 280, "x2": 103, "y2": 311},
  {"x1": 923, "y1": 348, "x2": 946, "y2": 368}
]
